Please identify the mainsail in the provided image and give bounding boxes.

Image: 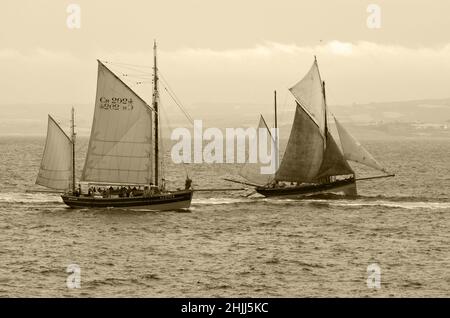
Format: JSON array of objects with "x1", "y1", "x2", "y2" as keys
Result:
[
  {"x1": 239, "y1": 115, "x2": 275, "y2": 185},
  {"x1": 334, "y1": 117, "x2": 387, "y2": 173},
  {"x1": 36, "y1": 116, "x2": 73, "y2": 190},
  {"x1": 315, "y1": 131, "x2": 354, "y2": 179},
  {"x1": 81, "y1": 61, "x2": 153, "y2": 185},
  {"x1": 275, "y1": 104, "x2": 324, "y2": 182},
  {"x1": 289, "y1": 59, "x2": 326, "y2": 136}
]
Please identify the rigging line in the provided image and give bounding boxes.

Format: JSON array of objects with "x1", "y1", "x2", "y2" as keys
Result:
[
  {"x1": 321, "y1": 82, "x2": 342, "y2": 119},
  {"x1": 279, "y1": 89, "x2": 288, "y2": 127},
  {"x1": 120, "y1": 73, "x2": 153, "y2": 79},
  {"x1": 102, "y1": 62, "x2": 153, "y2": 77},
  {"x1": 157, "y1": 71, "x2": 194, "y2": 125},
  {"x1": 159, "y1": 86, "x2": 190, "y2": 179},
  {"x1": 102, "y1": 61, "x2": 153, "y2": 69},
  {"x1": 157, "y1": 71, "x2": 194, "y2": 179},
  {"x1": 128, "y1": 81, "x2": 151, "y2": 88},
  {"x1": 159, "y1": 79, "x2": 194, "y2": 125},
  {"x1": 163, "y1": 87, "x2": 194, "y2": 125},
  {"x1": 159, "y1": 102, "x2": 170, "y2": 181},
  {"x1": 158, "y1": 72, "x2": 185, "y2": 110}
]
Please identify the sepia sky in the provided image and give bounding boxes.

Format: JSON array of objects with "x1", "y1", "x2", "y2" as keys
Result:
[{"x1": 2, "y1": 0, "x2": 450, "y2": 110}]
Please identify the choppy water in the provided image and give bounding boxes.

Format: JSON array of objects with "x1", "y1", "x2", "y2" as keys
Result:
[{"x1": 0, "y1": 136, "x2": 449, "y2": 297}]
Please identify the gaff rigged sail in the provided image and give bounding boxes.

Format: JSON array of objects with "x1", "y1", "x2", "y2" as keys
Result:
[{"x1": 275, "y1": 104, "x2": 324, "y2": 182}]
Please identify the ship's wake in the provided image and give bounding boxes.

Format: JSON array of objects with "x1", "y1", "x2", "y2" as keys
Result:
[
  {"x1": 193, "y1": 193, "x2": 450, "y2": 210},
  {"x1": 0, "y1": 192, "x2": 62, "y2": 205},
  {"x1": 1, "y1": 191, "x2": 448, "y2": 211},
  {"x1": 262, "y1": 194, "x2": 450, "y2": 210}
]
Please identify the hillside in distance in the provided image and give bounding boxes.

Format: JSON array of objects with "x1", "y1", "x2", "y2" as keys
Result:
[{"x1": 0, "y1": 98, "x2": 449, "y2": 139}]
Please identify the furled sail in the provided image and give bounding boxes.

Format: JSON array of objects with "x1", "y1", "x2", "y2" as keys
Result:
[
  {"x1": 289, "y1": 59, "x2": 326, "y2": 135},
  {"x1": 275, "y1": 104, "x2": 324, "y2": 182},
  {"x1": 334, "y1": 117, "x2": 388, "y2": 173},
  {"x1": 315, "y1": 132, "x2": 354, "y2": 179},
  {"x1": 36, "y1": 116, "x2": 73, "y2": 190},
  {"x1": 81, "y1": 61, "x2": 153, "y2": 185},
  {"x1": 239, "y1": 115, "x2": 275, "y2": 185}
]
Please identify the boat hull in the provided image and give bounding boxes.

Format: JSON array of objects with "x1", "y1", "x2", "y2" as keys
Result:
[
  {"x1": 61, "y1": 190, "x2": 193, "y2": 211},
  {"x1": 256, "y1": 179, "x2": 357, "y2": 198}
]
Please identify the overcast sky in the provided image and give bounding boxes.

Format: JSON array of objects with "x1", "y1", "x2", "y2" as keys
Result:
[{"x1": 2, "y1": 0, "x2": 450, "y2": 109}]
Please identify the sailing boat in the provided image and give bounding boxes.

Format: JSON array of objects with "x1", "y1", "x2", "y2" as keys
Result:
[
  {"x1": 36, "y1": 41, "x2": 193, "y2": 210},
  {"x1": 234, "y1": 57, "x2": 394, "y2": 198}
]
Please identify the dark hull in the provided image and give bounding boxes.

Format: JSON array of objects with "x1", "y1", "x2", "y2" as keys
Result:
[
  {"x1": 61, "y1": 190, "x2": 193, "y2": 211},
  {"x1": 256, "y1": 179, "x2": 357, "y2": 198}
]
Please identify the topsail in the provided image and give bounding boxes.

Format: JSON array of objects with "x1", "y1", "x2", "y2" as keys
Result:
[
  {"x1": 36, "y1": 116, "x2": 73, "y2": 190},
  {"x1": 81, "y1": 61, "x2": 153, "y2": 185},
  {"x1": 289, "y1": 59, "x2": 326, "y2": 136}
]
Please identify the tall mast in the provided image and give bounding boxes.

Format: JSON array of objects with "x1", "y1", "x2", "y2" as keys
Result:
[
  {"x1": 71, "y1": 107, "x2": 76, "y2": 194},
  {"x1": 322, "y1": 80, "x2": 328, "y2": 137},
  {"x1": 274, "y1": 90, "x2": 278, "y2": 171},
  {"x1": 153, "y1": 40, "x2": 159, "y2": 186}
]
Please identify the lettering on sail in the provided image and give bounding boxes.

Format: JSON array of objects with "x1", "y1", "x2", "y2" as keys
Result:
[{"x1": 99, "y1": 97, "x2": 134, "y2": 111}]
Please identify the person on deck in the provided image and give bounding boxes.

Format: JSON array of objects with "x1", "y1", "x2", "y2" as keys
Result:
[{"x1": 184, "y1": 177, "x2": 192, "y2": 190}]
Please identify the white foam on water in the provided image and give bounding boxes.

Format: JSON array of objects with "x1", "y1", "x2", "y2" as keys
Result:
[
  {"x1": 326, "y1": 200, "x2": 450, "y2": 210},
  {"x1": 259, "y1": 196, "x2": 450, "y2": 210},
  {"x1": 279, "y1": 198, "x2": 450, "y2": 210},
  {"x1": 0, "y1": 192, "x2": 61, "y2": 204},
  {"x1": 192, "y1": 197, "x2": 253, "y2": 205}
]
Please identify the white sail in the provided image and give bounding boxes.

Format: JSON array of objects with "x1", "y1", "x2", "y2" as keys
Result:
[
  {"x1": 36, "y1": 116, "x2": 73, "y2": 190},
  {"x1": 334, "y1": 117, "x2": 388, "y2": 173},
  {"x1": 239, "y1": 115, "x2": 275, "y2": 185},
  {"x1": 81, "y1": 61, "x2": 153, "y2": 185},
  {"x1": 289, "y1": 59, "x2": 326, "y2": 135}
]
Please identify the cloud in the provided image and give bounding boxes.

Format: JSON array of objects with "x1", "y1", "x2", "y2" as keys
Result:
[
  {"x1": 0, "y1": 48, "x2": 81, "y2": 64},
  {"x1": 1, "y1": 41, "x2": 450, "y2": 107},
  {"x1": 155, "y1": 40, "x2": 450, "y2": 60}
]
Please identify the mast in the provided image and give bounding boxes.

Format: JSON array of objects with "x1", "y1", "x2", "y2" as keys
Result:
[
  {"x1": 274, "y1": 90, "x2": 278, "y2": 171},
  {"x1": 153, "y1": 40, "x2": 159, "y2": 186},
  {"x1": 322, "y1": 80, "x2": 328, "y2": 137},
  {"x1": 71, "y1": 107, "x2": 76, "y2": 194}
]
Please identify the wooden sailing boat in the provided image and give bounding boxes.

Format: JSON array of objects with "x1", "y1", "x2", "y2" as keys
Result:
[
  {"x1": 36, "y1": 41, "x2": 193, "y2": 210},
  {"x1": 233, "y1": 57, "x2": 394, "y2": 198}
]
